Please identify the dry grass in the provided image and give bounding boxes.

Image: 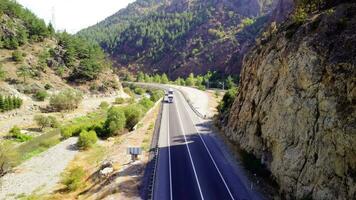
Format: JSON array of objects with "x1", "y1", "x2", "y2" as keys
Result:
[{"x1": 46, "y1": 103, "x2": 161, "y2": 199}]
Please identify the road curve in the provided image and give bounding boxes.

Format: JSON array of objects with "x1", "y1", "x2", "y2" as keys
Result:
[{"x1": 153, "y1": 87, "x2": 263, "y2": 200}]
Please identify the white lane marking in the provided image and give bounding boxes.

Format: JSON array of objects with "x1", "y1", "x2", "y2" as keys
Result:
[
  {"x1": 174, "y1": 95, "x2": 205, "y2": 200},
  {"x1": 167, "y1": 104, "x2": 173, "y2": 200},
  {"x1": 177, "y1": 91, "x2": 235, "y2": 200}
]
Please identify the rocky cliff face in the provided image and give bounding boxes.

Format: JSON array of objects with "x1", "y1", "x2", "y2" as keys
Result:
[{"x1": 224, "y1": 2, "x2": 356, "y2": 200}]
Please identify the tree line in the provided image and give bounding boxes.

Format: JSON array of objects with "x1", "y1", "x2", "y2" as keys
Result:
[
  {"x1": 0, "y1": 95, "x2": 23, "y2": 112},
  {"x1": 126, "y1": 71, "x2": 238, "y2": 90}
]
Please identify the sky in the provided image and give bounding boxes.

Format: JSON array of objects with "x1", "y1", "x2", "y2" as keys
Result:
[{"x1": 17, "y1": 0, "x2": 135, "y2": 33}]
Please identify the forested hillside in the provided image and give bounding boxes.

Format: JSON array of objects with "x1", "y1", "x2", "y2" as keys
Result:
[
  {"x1": 0, "y1": 0, "x2": 119, "y2": 93},
  {"x1": 78, "y1": 0, "x2": 285, "y2": 78}
]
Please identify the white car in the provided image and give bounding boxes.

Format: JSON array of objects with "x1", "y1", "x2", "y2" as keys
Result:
[{"x1": 168, "y1": 94, "x2": 174, "y2": 103}]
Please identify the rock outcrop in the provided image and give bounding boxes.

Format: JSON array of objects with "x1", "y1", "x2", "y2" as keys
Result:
[{"x1": 224, "y1": 2, "x2": 356, "y2": 200}]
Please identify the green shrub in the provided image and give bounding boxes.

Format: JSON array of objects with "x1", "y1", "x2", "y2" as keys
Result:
[
  {"x1": 61, "y1": 127, "x2": 74, "y2": 139},
  {"x1": 124, "y1": 105, "x2": 142, "y2": 130},
  {"x1": 0, "y1": 141, "x2": 19, "y2": 176},
  {"x1": 12, "y1": 50, "x2": 24, "y2": 62},
  {"x1": 44, "y1": 83, "x2": 52, "y2": 90},
  {"x1": 34, "y1": 90, "x2": 48, "y2": 101},
  {"x1": 99, "y1": 101, "x2": 110, "y2": 109},
  {"x1": 134, "y1": 87, "x2": 145, "y2": 95},
  {"x1": 149, "y1": 89, "x2": 164, "y2": 102},
  {"x1": 115, "y1": 97, "x2": 125, "y2": 104},
  {"x1": 218, "y1": 87, "x2": 238, "y2": 114},
  {"x1": 62, "y1": 166, "x2": 85, "y2": 191},
  {"x1": 103, "y1": 107, "x2": 126, "y2": 137},
  {"x1": 49, "y1": 89, "x2": 83, "y2": 111},
  {"x1": 8, "y1": 126, "x2": 32, "y2": 142},
  {"x1": 123, "y1": 87, "x2": 134, "y2": 97},
  {"x1": 139, "y1": 97, "x2": 154, "y2": 111},
  {"x1": 34, "y1": 115, "x2": 59, "y2": 130},
  {"x1": 77, "y1": 130, "x2": 98, "y2": 149}
]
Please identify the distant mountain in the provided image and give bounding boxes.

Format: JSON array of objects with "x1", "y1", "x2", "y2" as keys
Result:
[{"x1": 78, "y1": 0, "x2": 284, "y2": 78}]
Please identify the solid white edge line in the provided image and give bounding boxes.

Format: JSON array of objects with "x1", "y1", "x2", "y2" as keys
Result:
[
  {"x1": 178, "y1": 91, "x2": 235, "y2": 200},
  {"x1": 174, "y1": 94, "x2": 205, "y2": 200},
  {"x1": 167, "y1": 103, "x2": 173, "y2": 200}
]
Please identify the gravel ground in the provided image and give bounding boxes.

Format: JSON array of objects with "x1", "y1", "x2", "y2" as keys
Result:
[{"x1": 0, "y1": 137, "x2": 79, "y2": 200}]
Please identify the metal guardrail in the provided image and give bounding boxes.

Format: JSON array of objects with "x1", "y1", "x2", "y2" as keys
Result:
[{"x1": 141, "y1": 98, "x2": 164, "y2": 200}]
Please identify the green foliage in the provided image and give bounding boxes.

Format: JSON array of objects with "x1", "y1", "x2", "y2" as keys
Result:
[
  {"x1": 8, "y1": 126, "x2": 32, "y2": 142},
  {"x1": 60, "y1": 111, "x2": 105, "y2": 139},
  {"x1": 34, "y1": 90, "x2": 48, "y2": 101},
  {"x1": 123, "y1": 87, "x2": 134, "y2": 97},
  {"x1": 175, "y1": 77, "x2": 185, "y2": 85},
  {"x1": 149, "y1": 89, "x2": 164, "y2": 102},
  {"x1": 124, "y1": 105, "x2": 143, "y2": 130},
  {"x1": 0, "y1": 0, "x2": 54, "y2": 49},
  {"x1": 161, "y1": 73, "x2": 169, "y2": 84},
  {"x1": 226, "y1": 76, "x2": 236, "y2": 89},
  {"x1": 0, "y1": 64, "x2": 5, "y2": 80},
  {"x1": 115, "y1": 97, "x2": 125, "y2": 104},
  {"x1": 61, "y1": 166, "x2": 85, "y2": 192},
  {"x1": 77, "y1": 130, "x2": 98, "y2": 149},
  {"x1": 134, "y1": 87, "x2": 145, "y2": 95},
  {"x1": 153, "y1": 74, "x2": 161, "y2": 83},
  {"x1": 12, "y1": 50, "x2": 24, "y2": 62},
  {"x1": 139, "y1": 97, "x2": 154, "y2": 111},
  {"x1": 49, "y1": 89, "x2": 83, "y2": 111},
  {"x1": 242, "y1": 18, "x2": 255, "y2": 27},
  {"x1": 0, "y1": 95, "x2": 22, "y2": 112},
  {"x1": 0, "y1": 141, "x2": 19, "y2": 177},
  {"x1": 185, "y1": 73, "x2": 195, "y2": 86},
  {"x1": 218, "y1": 87, "x2": 238, "y2": 114},
  {"x1": 34, "y1": 115, "x2": 59, "y2": 130},
  {"x1": 104, "y1": 106, "x2": 126, "y2": 137},
  {"x1": 99, "y1": 101, "x2": 110, "y2": 109},
  {"x1": 44, "y1": 83, "x2": 52, "y2": 90},
  {"x1": 56, "y1": 32, "x2": 107, "y2": 82},
  {"x1": 16, "y1": 65, "x2": 33, "y2": 82},
  {"x1": 136, "y1": 71, "x2": 145, "y2": 82},
  {"x1": 293, "y1": 7, "x2": 308, "y2": 24}
]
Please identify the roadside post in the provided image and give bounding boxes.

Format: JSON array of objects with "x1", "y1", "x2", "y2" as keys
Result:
[{"x1": 127, "y1": 147, "x2": 142, "y2": 161}]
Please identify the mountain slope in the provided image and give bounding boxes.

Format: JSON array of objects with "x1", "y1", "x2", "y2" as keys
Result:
[
  {"x1": 78, "y1": 0, "x2": 285, "y2": 78},
  {"x1": 223, "y1": 1, "x2": 356, "y2": 199},
  {"x1": 0, "y1": 0, "x2": 120, "y2": 94}
]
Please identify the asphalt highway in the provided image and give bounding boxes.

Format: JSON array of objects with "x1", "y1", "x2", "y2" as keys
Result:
[{"x1": 153, "y1": 88, "x2": 261, "y2": 200}]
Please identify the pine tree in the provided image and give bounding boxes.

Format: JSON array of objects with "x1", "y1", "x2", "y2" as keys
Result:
[
  {"x1": 0, "y1": 95, "x2": 3, "y2": 112},
  {"x1": 8, "y1": 96, "x2": 14, "y2": 110}
]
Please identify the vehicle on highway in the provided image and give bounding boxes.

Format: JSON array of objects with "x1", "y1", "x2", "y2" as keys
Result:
[
  {"x1": 167, "y1": 94, "x2": 174, "y2": 103},
  {"x1": 168, "y1": 88, "x2": 173, "y2": 94}
]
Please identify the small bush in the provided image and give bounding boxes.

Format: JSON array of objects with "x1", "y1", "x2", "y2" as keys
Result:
[
  {"x1": 62, "y1": 166, "x2": 85, "y2": 192},
  {"x1": 218, "y1": 87, "x2": 238, "y2": 114},
  {"x1": 123, "y1": 87, "x2": 134, "y2": 97},
  {"x1": 8, "y1": 126, "x2": 32, "y2": 142},
  {"x1": 103, "y1": 107, "x2": 126, "y2": 137},
  {"x1": 149, "y1": 89, "x2": 164, "y2": 102},
  {"x1": 44, "y1": 83, "x2": 52, "y2": 90},
  {"x1": 12, "y1": 50, "x2": 24, "y2": 62},
  {"x1": 124, "y1": 105, "x2": 142, "y2": 130},
  {"x1": 115, "y1": 97, "x2": 125, "y2": 104},
  {"x1": 134, "y1": 87, "x2": 145, "y2": 95},
  {"x1": 139, "y1": 97, "x2": 154, "y2": 111},
  {"x1": 34, "y1": 115, "x2": 59, "y2": 130},
  {"x1": 34, "y1": 90, "x2": 48, "y2": 101},
  {"x1": 77, "y1": 130, "x2": 98, "y2": 149},
  {"x1": 99, "y1": 101, "x2": 110, "y2": 109},
  {"x1": 49, "y1": 89, "x2": 83, "y2": 111}
]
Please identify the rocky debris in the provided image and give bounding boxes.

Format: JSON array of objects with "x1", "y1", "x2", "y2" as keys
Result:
[{"x1": 223, "y1": 3, "x2": 356, "y2": 200}]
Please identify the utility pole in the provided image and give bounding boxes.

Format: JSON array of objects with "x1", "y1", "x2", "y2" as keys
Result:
[{"x1": 51, "y1": 6, "x2": 56, "y2": 29}]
